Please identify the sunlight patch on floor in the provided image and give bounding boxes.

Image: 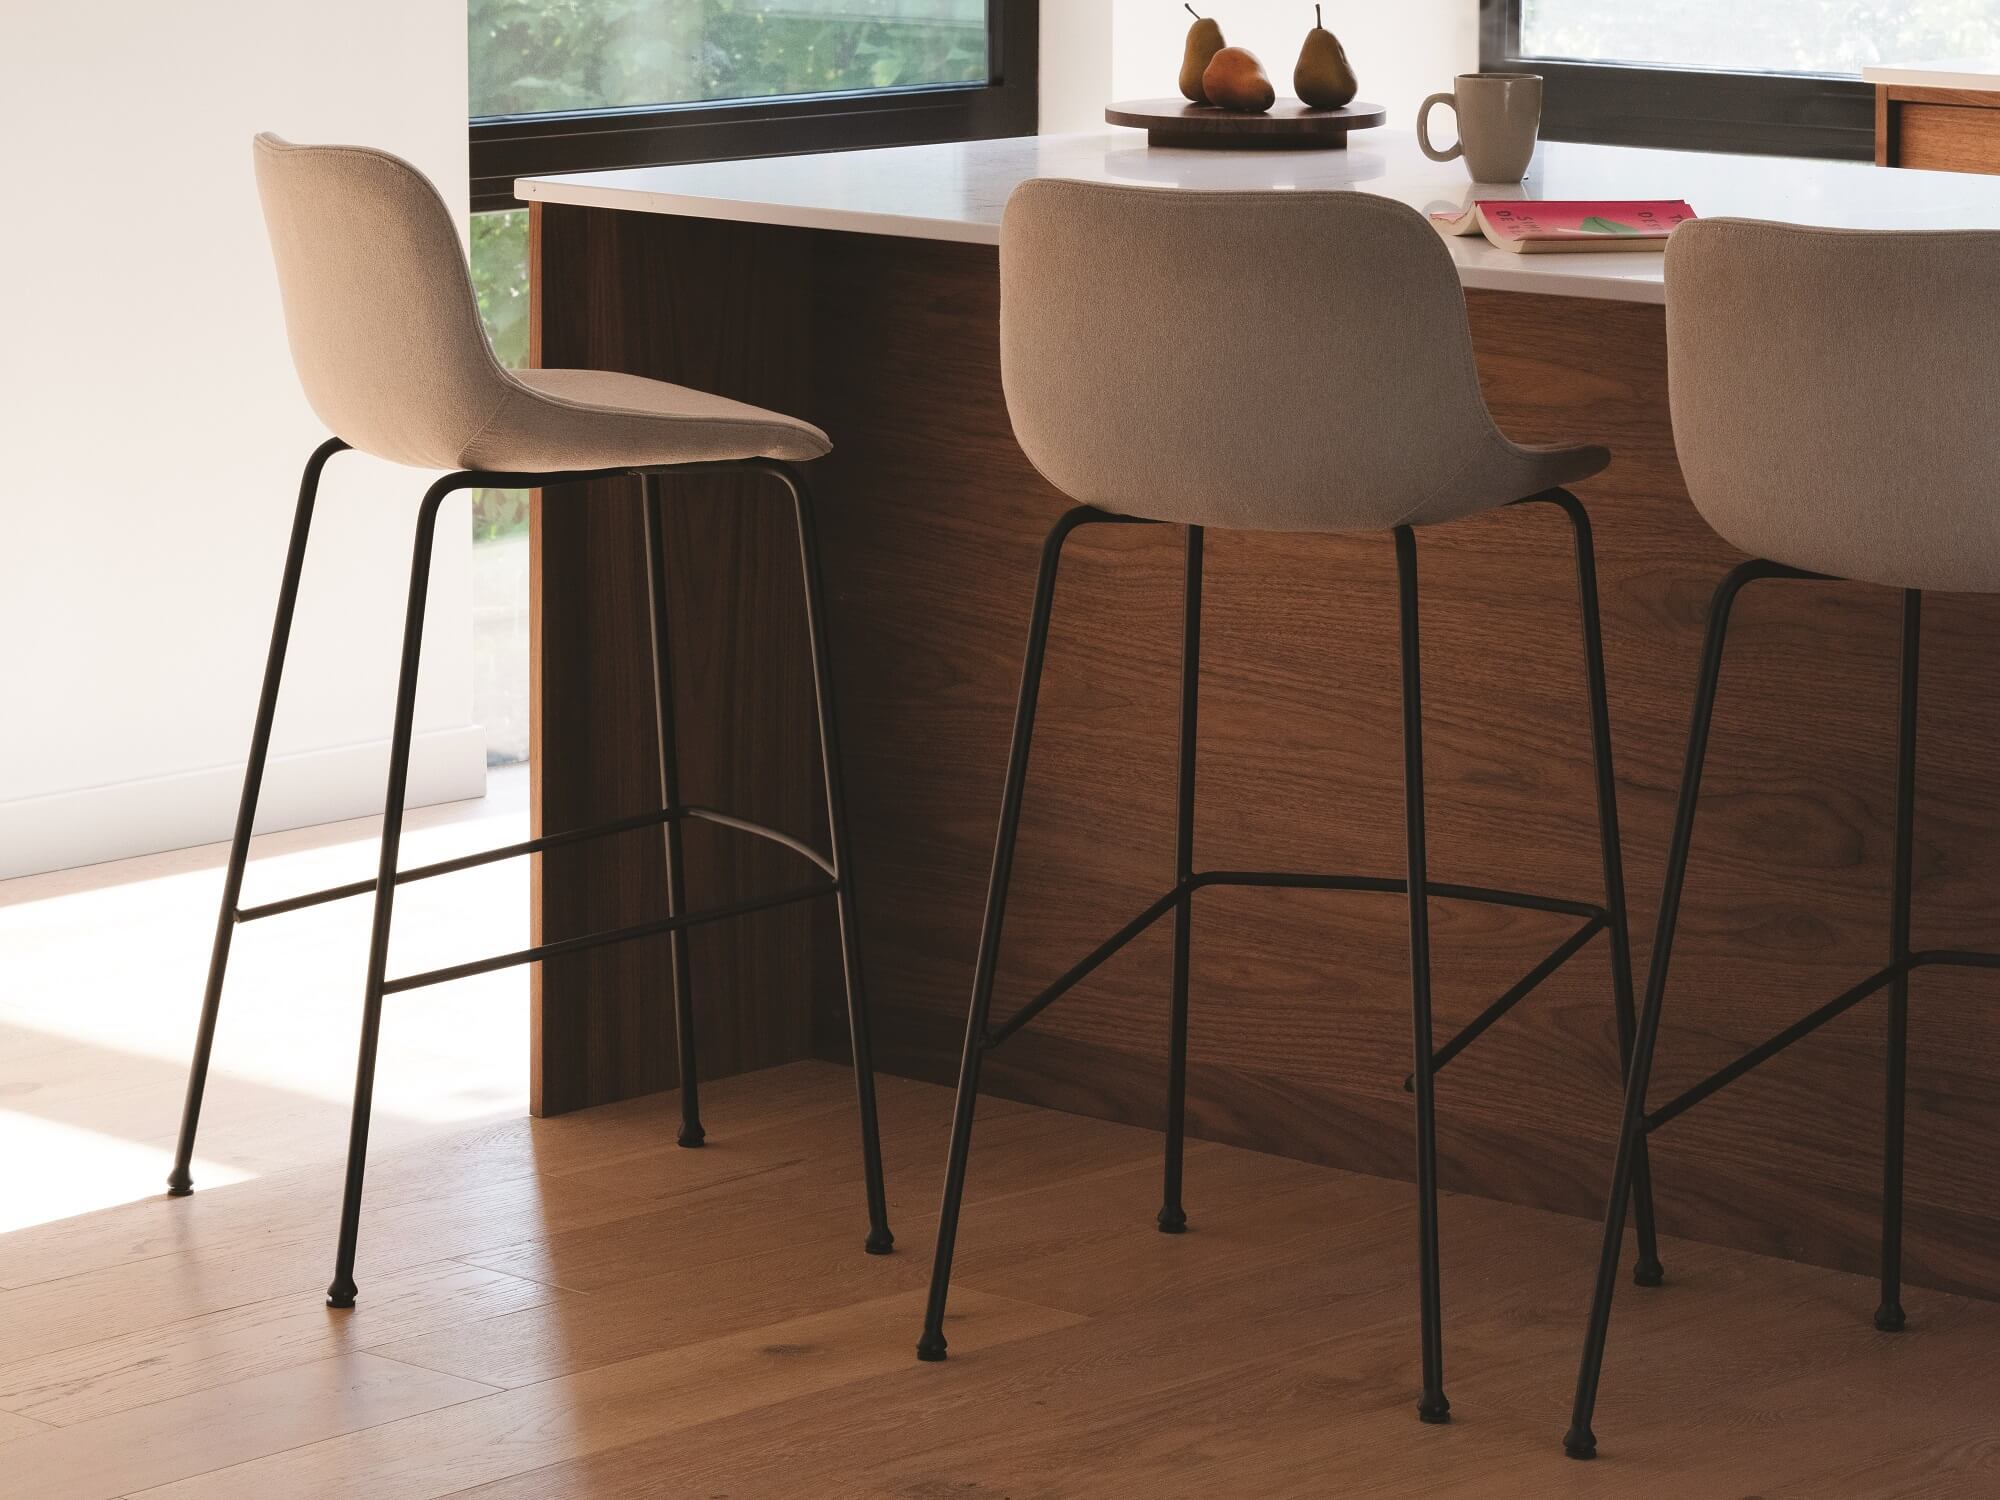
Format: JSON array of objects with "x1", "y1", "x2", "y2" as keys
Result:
[
  {"x1": 0, "y1": 1112, "x2": 254, "y2": 1235},
  {"x1": 0, "y1": 767, "x2": 532, "y2": 1232}
]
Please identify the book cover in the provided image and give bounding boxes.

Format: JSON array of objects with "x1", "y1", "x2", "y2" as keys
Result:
[{"x1": 1431, "y1": 199, "x2": 1698, "y2": 254}]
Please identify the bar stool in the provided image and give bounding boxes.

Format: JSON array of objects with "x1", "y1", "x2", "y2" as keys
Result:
[
  {"x1": 913, "y1": 180, "x2": 1663, "y2": 1423},
  {"x1": 166, "y1": 136, "x2": 893, "y2": 1308},
  {"x1": 1565, "y1": 220, "x2": 2000, "y2": 1458}
]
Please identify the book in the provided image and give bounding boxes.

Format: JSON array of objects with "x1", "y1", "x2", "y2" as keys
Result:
[{"x1": 1430, "y1": 199, "x2": 1697, "y2": 254}]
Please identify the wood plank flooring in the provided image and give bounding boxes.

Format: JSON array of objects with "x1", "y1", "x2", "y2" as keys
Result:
[{"x1": 3, "y1": 1060, "x2": 1997, "y2": 1497}]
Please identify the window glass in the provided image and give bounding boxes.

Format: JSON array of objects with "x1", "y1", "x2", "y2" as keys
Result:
[
  {"x1": 471, "y1": 210, "x2": 530, "y2": 767},
  {"x1": 1520, "y1": 0, "x2": 2000, "y2": 75},
  {"x1": 471, "y1": 0, "x2": 990, "y2": 118}
]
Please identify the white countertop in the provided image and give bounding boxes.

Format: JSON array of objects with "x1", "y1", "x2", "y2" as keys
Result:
[
  {"x1": 1864, "y1": 61, "x2": 2000, "y2": 92},
  {"x1": 518, "y1": 129, "x2": 2000, "y2": 305}
]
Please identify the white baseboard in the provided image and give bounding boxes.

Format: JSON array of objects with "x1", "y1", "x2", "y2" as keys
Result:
[{"x1": 0, "y1": 726, "x2": 488, "y2": 880}]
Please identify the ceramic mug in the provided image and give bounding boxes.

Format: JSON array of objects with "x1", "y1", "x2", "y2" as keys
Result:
[{"x1": 1418, "y1": 73, "x2": 1543, "y2": 183}]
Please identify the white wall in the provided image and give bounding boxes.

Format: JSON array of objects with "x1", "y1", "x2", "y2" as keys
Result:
[
  {"x1": 1039, "y1": 1, "x2": 1119, "y2": 131},
  {"x1": 0, "y1": 3, "x2": 482, "y2": 879},
  {"x1": 1042, "y1": 1, "x2": 1474, "y2": 134}
]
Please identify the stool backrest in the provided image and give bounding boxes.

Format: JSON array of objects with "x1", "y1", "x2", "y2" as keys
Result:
[
  {"x1": 253, "y1": 133, "x2": 514, "y2": 469},
  {"x1": 999, "y1": 180, "x2": 1508, "y2": 533},
  {"x1": 1667, "y1": 218, "x2": 2000, "y2": 593}
]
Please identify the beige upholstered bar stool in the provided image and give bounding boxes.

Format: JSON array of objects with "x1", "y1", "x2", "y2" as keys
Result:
[
  {"x1": 166, "y1": 136, "x2": 894, "y2": 1309},
  {"x1": 1565, "y1": 220, "x2": 2000, "y2": 1459},
  {"x1": 915, "y1": 180, "x2": 1664, "y2": 1424}
]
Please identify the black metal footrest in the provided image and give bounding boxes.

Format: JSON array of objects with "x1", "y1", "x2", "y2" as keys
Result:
[
  {"x1": 230, "y1": 802, "x2": 842, "y2": 996},
  {"x1": 1408, "y1": 913, "x2": 1608, "y2": 1089},
  {"x1": 1644, "y1": 946, "x2": 2000, "y2": 1133},
  {"x1": 984, "y1": 867, "x2": 1610, "y2": 1053},
  {"x1": 382, "y1": 879, "x2": 835, "y2": 994},
  {"x1": 236, "y1": 805, "x2": 833, "y2": 923}
]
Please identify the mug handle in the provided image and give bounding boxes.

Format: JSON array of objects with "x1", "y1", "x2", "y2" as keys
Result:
[{"x1": 1418, "y1": 93, "x2": 1463, "y2": 162}]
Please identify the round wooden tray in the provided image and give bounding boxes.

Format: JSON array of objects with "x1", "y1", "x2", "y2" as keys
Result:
[{"x1": 1106, "y1": 97, "x2": 1387, "y2": 150}]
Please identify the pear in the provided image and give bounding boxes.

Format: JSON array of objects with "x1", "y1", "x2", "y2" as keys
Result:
[
  {"x1": 1179, "y1": 5, "x2": 1227, "y2": 104},
  {"x1": 1203, "y1": 47, "x2": 1276, "y2": 113},
  {"x1": 1295, "y1": 5, "x2": 1358, "y2": 110}
]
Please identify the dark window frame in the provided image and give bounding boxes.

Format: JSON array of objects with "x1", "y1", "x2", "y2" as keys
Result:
[
  {"x1": 1480, "y1": 0, "x2": 1873, "y2": 161},
  {"x1": 470, "y1": 0, "x2": 1036, "y2": 213}
]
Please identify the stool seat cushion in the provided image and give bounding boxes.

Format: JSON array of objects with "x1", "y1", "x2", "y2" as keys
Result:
[
  {"x1": 464, "y1": 368, "x2": 830, "y2": 473},
  {"x1": 1000, "y1": 182, "x2": 1610, "y2": 534},
  {"x1": 1668, "y1": 219, "x2": 2000, "y2": 593},
  {"x1": 1406, "y1": 439, "x2": 1611, "y2": 529},
  {"x1": 252, "y1": 134, "x2": 827, "y2": 475}
]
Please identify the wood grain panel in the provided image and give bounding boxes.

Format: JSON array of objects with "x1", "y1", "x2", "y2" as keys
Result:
[
  {"x1": 530, "y1": 204, "x2": 835, "y2": 1115},
  {"x1": 532, "y1": 215, "x2": 2000, "y2": 1300},
  {"x1": 1877, "y1": 84, "x2": 2000, "y2": 173},
  {"x1": 1894, "y1": 101, "x2": 2000, "y2": 174}
]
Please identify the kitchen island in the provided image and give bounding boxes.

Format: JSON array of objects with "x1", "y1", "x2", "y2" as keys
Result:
[{"x1": 519, "y1": 130, "x2": 2000, "y2": 1299}]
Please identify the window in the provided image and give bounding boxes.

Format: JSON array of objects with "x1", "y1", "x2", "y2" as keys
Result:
[
  {"x1": 465, "y1": 4, "x2": 1036, "y2": 763},
  {"x1": 471, "y1": 209, "x2": 532, "y2": 766},
  {"x1": 469, "y1": 0, "x2": 1038, "y2": 211},
  {"x1": 1518, "y1": 1, "x2": 2000, "y2": 76},
  {"x1": 1483, "y1": 0, "x2": 2000, "y2": 159},
  {"x1": 471, "y1": 0, "x2": 991, "y2": 117}
]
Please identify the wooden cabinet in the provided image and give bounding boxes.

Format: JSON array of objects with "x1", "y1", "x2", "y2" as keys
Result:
[{"x1": 1876, "y1": 84, "x2": 2000, "y2": 173}]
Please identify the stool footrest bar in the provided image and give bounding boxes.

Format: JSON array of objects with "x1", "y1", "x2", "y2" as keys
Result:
[
  {"x1": 1408, "y1": 914, "x2": 1608, "y2": 1088},
  {"x1": 1644, "y1": 957, "x2": 1910, "y2": 1133},
  {"x1": 381, "y1": 879, "x2": 835, "y2": 995},
  {"x1": 1910, "y1": 948, "x2": 2000, "y2": 971},
  {"x1": 237, "y1": 805, "x2": 829, "y2": 922},
  {"x1": 983, "y1": 869, "x2": 1609, "y2": 1051},
  {"x1": 986, "y1": 885, "x2": 1187, "y2": 1049},
  {"x1": 681, "y1": 805, "x2": 836, "y2": 878},
  {"x1": 1192, "y1": 869, "x2": 1605, "y2": 922}
]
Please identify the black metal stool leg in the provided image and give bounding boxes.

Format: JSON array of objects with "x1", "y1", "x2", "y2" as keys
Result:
[
  {"x1": 641, "y1": 475, "x2": 706, "y2": 1150},
  {"x1": 777, "y1": 464, "x2": 893, "y2": 1254},
  {"x1": 1395, "y1": 527, "x2": 1451, "y2": 1427},
  {"x1": 1565, "y1": 558, "x2": 1778, "y2": 1457},
  {"x1": 1159, "y1": 526, "x2": 1204, "y2": 1235},
  {"x1": 327, "y1": 476, "x2": 458, "y2": 1309},
  {"x1": 1877, "y1": 588, "x2": 1921, "y2": 1333},
  {"x1": 919, "y1": 507, "x2": 1102, "y2": 1361},
  {"x1": 1547, "y1": 492, "x2": 1665, "y2": 1287},
  {"x1": 169, "y1": 437, "x2": 348, "y2": 1198}
]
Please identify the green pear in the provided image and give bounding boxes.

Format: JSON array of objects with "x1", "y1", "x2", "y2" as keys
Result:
[
  {"x1": 1294, "y1": 5, "x2": 1358, "y2": 110},
  {"x1": 1179, "y1": 4, "x2": 1227, "y2": 104}
]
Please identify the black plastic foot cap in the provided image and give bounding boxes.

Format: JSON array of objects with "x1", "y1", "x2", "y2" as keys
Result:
[
  {"x1": 1156, "y1": 1206, "x2": 1188, "y2": 1235},
  {"x1": 166, "y1": 1168, "x2": 193, "y2": 1197},
  {"x1": 916, "y1": 1333, "x2": 948, "y2": 1363},
  {"x1": 1633, "y1": 1258, "x2": 1666, "y2": 1288},
  {"x1": 676, "y1": 1124, "x2": 707, "y2": 1149},
  {"x1": 1875, "y1": 1302, "x2": 1907, "y2": 1333},
  {"x1": 326, "y1": 1278, "x2": 358, "y2": 1310},
  {"x1": 1417, "y1": 1395, "x2": 1452, "y2": 1426},
  {"x1": 1563, "y1": 1428, "x2": 1598, "y2": 1461},
  {"x1": 865, "y1": 1226, "x2": 896, "y2": 1256}
]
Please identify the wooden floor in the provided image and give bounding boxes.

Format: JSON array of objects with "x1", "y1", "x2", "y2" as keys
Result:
[{"x1": 1, "y1": 1060, "x2": 1996, "y2": 1498}]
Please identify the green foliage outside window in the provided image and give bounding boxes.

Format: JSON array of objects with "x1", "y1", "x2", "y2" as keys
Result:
[
  {"x1": 471, "y1": 210, "x2": 531, "y2": 540},
  {"x1": 470, "y1": 0, "x2": 987, "y2": 118}
]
